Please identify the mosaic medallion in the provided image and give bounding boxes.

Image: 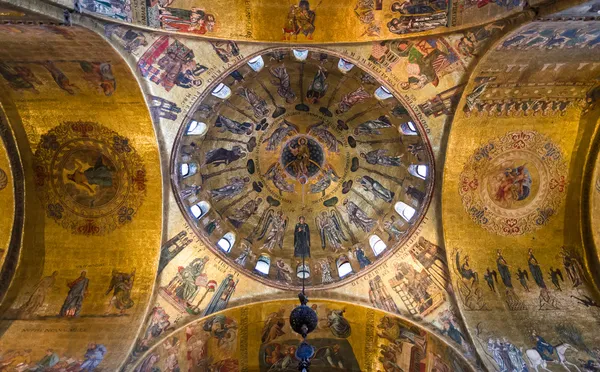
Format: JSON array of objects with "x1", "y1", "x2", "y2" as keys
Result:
[
  {"x1": 34, "y1": 121, "x2": 146, "y2": 235},
  {"x1": 281, "y1": 136, "x2": 325, "y2": 183},
  {"x1": 459, "y1": 130, "x2": 567, "y2": 236}
]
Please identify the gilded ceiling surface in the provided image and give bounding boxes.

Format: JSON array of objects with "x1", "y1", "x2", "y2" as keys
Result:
[
  {"x1": 0, "y1": 0, "x2": 599, "y2": 371},
  {"x1": 99, "y1": 10, "x2": 523, "y2": 370},
  {"x1": 443, "y1": 19, "x2": 600, "y2": 372},
  {"x1": 173, "y1": 48, "x2": 434, "y2": 289},
  {"x1": 48, "y1": 0, "x2": 526, "y2": 42},
  {"x1": 0, "y1": 22, "x2": 162, "y2": 371}
]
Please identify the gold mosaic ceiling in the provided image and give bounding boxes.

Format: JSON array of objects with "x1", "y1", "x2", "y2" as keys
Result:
[{"x1": 173, "y1": 48, "x2": 434, "y2": 289}]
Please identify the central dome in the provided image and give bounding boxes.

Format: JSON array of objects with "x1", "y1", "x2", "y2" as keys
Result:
[{"x1": 173, "y1": 48, "x2": 434, "y2": 289}]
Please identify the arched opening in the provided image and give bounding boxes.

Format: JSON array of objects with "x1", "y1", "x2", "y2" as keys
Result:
[
  {"x1": 399, "y1": 121, "x2": 418, "y2": 136},
  {"x1": 180, "y1": 162, "x2": 198, "y2": 178},
  {"x1": 395, "y1": 201, "x2": 416, "y2": 222},
  {"x1": 211, "y1": 83, "x2": 232, "y2": 99},
  {"x1": 296, "y1": 263, "x2": 311, "y2": 279},
  {"x1": 408, "y1": 164, "x2": 428, "y2": 180},
  {"x1": 186, "y1": 120, "x2": 208, "y2": 136},
  {"x1": 255, "y1": 254, "x2": 271, "y2": 275},
  {"x1": 247, "y1": 55, "x2": 265, "y2": 72},
  {"x1": 293, "y1": 49, "x2": 308, "y2": 61},
  {"x1": 217, "y1": 232, "x2": 235, "y2": 253},
  {"x1": 374, "y1": 86, "x2": 393, "y2": 100},
  {"x1": 369, "y1": 235, "x2": 387, "y2": 256},
  {"x1": 337, "y1": 255, "x2": 353, "y2": 278},
  {"x1": 190, "y1": 201, "x2": 210, "y2": 219},
  {"x1": 338, "y1": 58, "x2": 354, "y2": 73}
]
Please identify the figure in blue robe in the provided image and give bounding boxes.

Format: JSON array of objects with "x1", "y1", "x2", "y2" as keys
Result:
[
  {"x1": 534, "y1": 334, "x2": 554, "y2": 361},
  {"x1": 497, "y1": 251, "x2": 513, "y2": 288},
  {"x1": 355, "y1": 247, "x2": 371, "y2": 268},
  {"x1": 59, "y1": 271, "x2": 89, "y2": 317},
  {"x1": 80, "y1": 343, "x2": 107, "y2": 371}
]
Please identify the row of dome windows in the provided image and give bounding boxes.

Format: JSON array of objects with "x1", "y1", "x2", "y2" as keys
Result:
[
  {"x1": 184, "y1": 197, "x2": 417, "y2": 280},
  {"x1": 180, "y1": 160, "x2": 426, "y2": 182},
  {"x1": 252, "y1": 236, "x2": 384, "y2": 278},
  {"x1": 210, "y1": 82, "x2": 392, "y2": 102},
  {"x1": 189, "y1": 199, "x2": 417, "y2": 225},
  {"x1": 206, "y1": 54, "x2": 394, "y2": 102},
  {"x1": 185, "y1": 118, "x2": 419, "y2": 139}
]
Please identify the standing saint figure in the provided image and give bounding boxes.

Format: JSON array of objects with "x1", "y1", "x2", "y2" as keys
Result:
[
  {"x1": 19, "y1": 271, "x2": 58, "y2": 319},
  {"x1": 294, "y1": 216, "x2": 311, "y2": 258},
  {"x1": 59, "y1": 271, "x2": 89, "y2": 317},
  {"x1": 105, "y1": 268, "x2": 136, "y2": 314}
]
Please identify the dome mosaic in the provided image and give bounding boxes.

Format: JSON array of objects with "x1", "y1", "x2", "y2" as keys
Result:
[{"x1": 173, "y1": 48, "x2": 435, "y2": 289}]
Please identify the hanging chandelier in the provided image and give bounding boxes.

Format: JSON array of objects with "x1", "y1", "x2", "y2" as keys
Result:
[{"x1": 289, "y1": 253, "x2": 317, "y2": 371}]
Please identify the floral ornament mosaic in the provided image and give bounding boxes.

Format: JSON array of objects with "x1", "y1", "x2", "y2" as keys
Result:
[
  {"x1": 459, "y1": 130, "x2": 567, "y2": 236},
  {"x1": 34, "y1": 122, "x2": 146, "y2": 235}
]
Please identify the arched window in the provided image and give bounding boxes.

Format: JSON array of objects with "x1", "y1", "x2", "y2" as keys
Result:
[
  {"x1": 409, "y1": 164, "x2": 428, "y2": 180},
  {"x1": 186, "y1": 120, "x2": 207, "y2": 136},
  {"x1": 369, "y1": 235, "x2": 387, "y2": 256},
  {"x1": 399, "y1": 121, "x2": 418, "y2": 136},
  {"x1": 180, "y1": 162, "x2": 198, "y2": 178},
  {"x1": 211, "y1": 83, "x2": 232, "y2": 99},
  {"x1": 293, "y1": 49, "x2": 308, "y2": 61},
  {"x1": 296, "y1": 263, "x2": 311, "y2": 279},
  {"x1": 217, "y1": 232, "x2": 235, "y2": 253},
  {"x1": 247, "y1": 55, "x2": 265, "y2": 72},
  {"x1": 190, "y1": 201, "x2": 210, "y2": 219},
  {"x1": 255, "y1": 254, "x2": 271, "y2": 275},
  {"x1": 395, "y1": 201, "x2": 416, "y2": 222},
  {"x1": 338, "y1": 58, "x2": 354, "y2": 73},
  {"x1": 337, "y1": 255, "x2": 353, "y2": 278},
  {"x1": 374, "y1": 86, "x2": 393, "y2": 100}
]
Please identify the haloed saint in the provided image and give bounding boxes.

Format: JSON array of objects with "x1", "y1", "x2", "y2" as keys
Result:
[{"x1": 488, "y1": 162, "x2": 533, "y2": 209}]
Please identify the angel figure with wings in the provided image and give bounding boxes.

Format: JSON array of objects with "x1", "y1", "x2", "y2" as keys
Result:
[
  {"x1": 549, "y1": 267, "x2": 564, "y2": 291},
  {"x1": 307, "y1": 121, "x2": 342, "y2": 152},
  {"x1": 316, "y1": 210, "x2": 348, "y2": 252},
  {"x1": 310, "y1": 165, "x2": 340, "y2": 196},
  {"x1": 264, "y1": 163, "x2": 295, "y2": 194},
  {"x1": 517, "y1": 268, "x2": 529, "y2": 292},
  {"x1": 262, "y1": 120, "x2": 299, "y2": 151},
  {"x1": 483, "y1": 268, "x2": 497, "y2": 292},
  {"x1": 254, "y1": 209, "x2": 288, "y2": 253}
]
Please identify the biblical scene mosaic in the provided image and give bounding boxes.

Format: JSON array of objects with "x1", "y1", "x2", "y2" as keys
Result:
[
  {"x1": 130, "y1": 300, "x2": 472, "y2": 372},
  {"x1": 0, "y1": 2, "x2": 599, "y2": 372},
  {"x1": 49, "y1": 0, "x2": 526, "y2": 42}
]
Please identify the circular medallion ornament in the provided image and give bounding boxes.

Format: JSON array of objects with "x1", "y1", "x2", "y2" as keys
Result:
[
  {"x1": 459, "y1": 130, "x2": 567, "y2": 236},
  {"x1": 281, "y1": 136, "x2": 325, "y2": 183},
  {"x1": 34, "y1": 122, "x2": 146, "y2": 235}
]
